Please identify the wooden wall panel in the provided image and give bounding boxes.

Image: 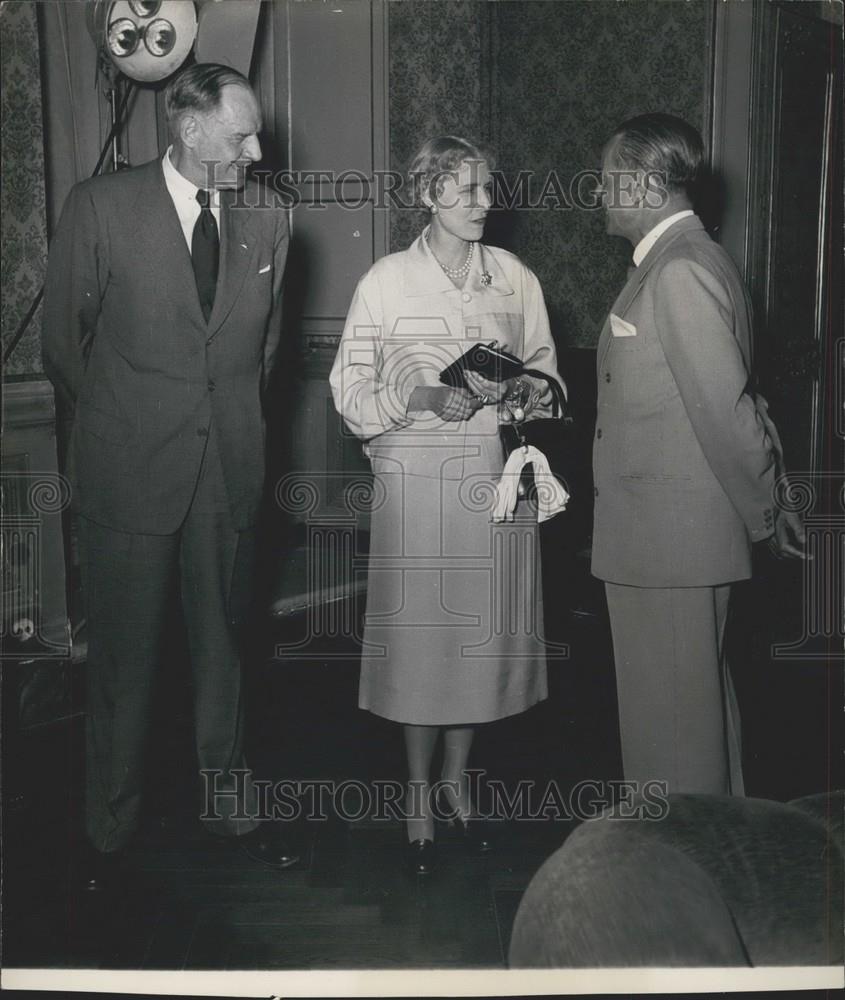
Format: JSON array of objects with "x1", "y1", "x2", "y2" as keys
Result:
[
  {"x1": 266, "y1": 0, "x2": 387, "y2": 588},
  {"x1": 290, "y1": 202, "x2": 375, "y2": 320},
  {"x1": 288, "y1": 0, "x2": 374, "y2": 176}
]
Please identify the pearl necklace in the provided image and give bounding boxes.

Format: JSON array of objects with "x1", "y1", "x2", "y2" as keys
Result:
[{"x1": 426, "y1": 232, "x2": 475, "y2": 279}]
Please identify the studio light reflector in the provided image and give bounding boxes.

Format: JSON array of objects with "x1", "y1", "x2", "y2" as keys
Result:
[
  {"x1": 106, "y1": 17, "x2": 139, "y2": 57},
  {"x1": 144, "y1": 18, "x2": 176, "y2": 57},
  {"x1": 87, "y1": 0, "x2": 197, "y2": 82},
  {"x1": 128, "y1": 0, "x2": 161, "y2": 16}
]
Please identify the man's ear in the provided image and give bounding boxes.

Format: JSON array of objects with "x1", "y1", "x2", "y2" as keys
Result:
[{"x1": 179, "y1": 114, "x2": 200, "y2": 149}]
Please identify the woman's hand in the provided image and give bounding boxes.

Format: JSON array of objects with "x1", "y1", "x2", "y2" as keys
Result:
[
  {"x1": 464, "y1": 370, "x2": 513, "y2": 404},
  {"x1": 407, "y1": 385, "x2": 484, "y2": 421}
]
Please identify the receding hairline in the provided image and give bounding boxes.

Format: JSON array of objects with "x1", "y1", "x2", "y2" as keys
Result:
[
  {"x1": 164, "y1": 64, "x2": 256, "y2": 128},
  {"x1": 607, "y1": 116, "x2": 703, "y2": 163}
]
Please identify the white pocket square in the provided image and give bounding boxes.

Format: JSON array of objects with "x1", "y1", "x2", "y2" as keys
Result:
[
  {"x1": 610, "y1": 313, "x2": 637, "y2": 338},
  {"x1": 258, "y1": 264, "x2": 271, "y2": 274}
]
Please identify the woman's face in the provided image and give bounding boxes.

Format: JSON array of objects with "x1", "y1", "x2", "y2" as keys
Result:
[{"x1": 429, "y1": 158, "x2": 492, "y2": 242}]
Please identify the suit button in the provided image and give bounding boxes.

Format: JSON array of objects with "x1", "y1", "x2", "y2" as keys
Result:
[
  {"x1": 208, "y1": 380, "x2": 216, "y2": 392},
  {"x1": 462, "y1": 292, "x2": 472, "y2": 303},
  {"x1": 596, "y1": 428, "x2": 602, "y2": 439},
  {"x1": 196, "y1": 427, "x2": 209, "y2": 437},
  {"x1": 605, "y1": 372, "x2": 611, "y2": 382}
]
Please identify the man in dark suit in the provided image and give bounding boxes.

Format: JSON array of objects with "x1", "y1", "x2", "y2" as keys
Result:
[
  {"x1": 591, "y1": 113, "x2": 804, "y2": 795},
  {"x1": 42, "y1": 63, "x2": 295, "y2": 884}
]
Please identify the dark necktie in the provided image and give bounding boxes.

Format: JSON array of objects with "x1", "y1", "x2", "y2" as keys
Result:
[{"x1": 192, "y1": 189, "x2": 219, "y2": 322}]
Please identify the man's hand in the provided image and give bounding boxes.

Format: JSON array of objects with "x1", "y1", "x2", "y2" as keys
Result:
[
  {"x1": 407, "y1": 385, "x2": 484, "y2": 421},
  {"x1": 768, "y1": 508, "x2": 809, "y2": 560}
]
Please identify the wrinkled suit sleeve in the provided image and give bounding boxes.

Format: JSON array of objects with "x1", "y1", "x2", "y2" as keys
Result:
[
  {"x1": 653, "y1": 257, "x2": 776, "y2": 540},
  {"x1": 41, "y1": 183, "x2": 109, "y2": 411},
  {"x1": 329, "y1": 268, "x2": 414, "y2": 440}
]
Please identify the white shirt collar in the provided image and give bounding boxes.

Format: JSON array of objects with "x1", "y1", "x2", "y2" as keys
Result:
[
  {"x1": 162, "y1": 145, "x2": 219, "y2": 206},
  {"x1": 632, "y1": 209, "x2": 694, "y2": 267}
]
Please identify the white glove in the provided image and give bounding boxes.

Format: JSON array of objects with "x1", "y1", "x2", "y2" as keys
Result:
[{"x1": 491, "y1": 445, "x2": 569, "y2": 523}]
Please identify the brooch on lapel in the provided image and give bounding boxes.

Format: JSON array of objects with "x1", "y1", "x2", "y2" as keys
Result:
[{"x1": 480, "y1": 270, "x2": 492, "y2": 287}]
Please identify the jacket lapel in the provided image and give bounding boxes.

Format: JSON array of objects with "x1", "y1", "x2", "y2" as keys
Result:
[
  {"x1": 142, "y1": 162, "x2": 208, "y2": 329},
  {"x1": 471, "y1": 243, "x2": 514, "y2": 297},
  {"x1": 598, "y1": 215, "x2": 707, "y2": 371},
  {"x1": 597, "y1": 265, "x2": 642, "y2": 371},
  {"x1": 402, "y1": 230, "x2": 515, "y2": 299},
  {"x1": 403, "y1": 232, "x2": 456, "y2": 296},
  {"x1": 206, "y1": 189, "x2": 258, "y2": 340}
]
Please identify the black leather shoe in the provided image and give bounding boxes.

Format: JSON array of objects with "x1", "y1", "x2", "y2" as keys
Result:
[
  {"x1": 451, "y1": 813, "x2": 493, "y2": 854},
  {"x1": 234, "y1": 826, "x2": 300, "y2": 870},
  {"x1": 75, "y1": 841, "x2": 125, "y2": 893},
  {"x1": 436, "y1": 788, "x2": 493, "y2": 854},
  {"x1": 405, "y1": 837, "x2": 436, "y2": 876}
]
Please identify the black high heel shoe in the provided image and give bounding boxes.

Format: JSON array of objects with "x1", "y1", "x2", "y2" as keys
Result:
[
  {"x1": 436, "y1": 787, "x2": 493, "y2": 854},
  {"x1": 405, "y1": 837, "x2": 436, "y2": 876}
]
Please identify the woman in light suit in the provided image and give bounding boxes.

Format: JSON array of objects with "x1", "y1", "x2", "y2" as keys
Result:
[{"x1": 330, "y1": 136, "x2": 563, "y2": 875}]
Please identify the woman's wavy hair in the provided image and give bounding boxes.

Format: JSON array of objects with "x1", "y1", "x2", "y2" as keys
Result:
[{"x1": 408, "y1": 135, "x2": 495, "y2": 208}]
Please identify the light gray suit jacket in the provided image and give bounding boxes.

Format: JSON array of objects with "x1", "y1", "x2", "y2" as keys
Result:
[{"x1": 591, "y1": 215, "x2": 777, "y2": 587}]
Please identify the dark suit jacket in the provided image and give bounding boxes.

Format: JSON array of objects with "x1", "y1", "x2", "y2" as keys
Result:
[
  {"x1": 42, "y1": 158, "x2": 289, "y2": 534},
  {"x1": 591, "y1": 215, "x2": 777, "y2": 587}
]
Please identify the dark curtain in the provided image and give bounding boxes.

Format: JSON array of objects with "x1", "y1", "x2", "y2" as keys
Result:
[{"x1": 38, "y1": 0, "x2": 165, "y2": 236}]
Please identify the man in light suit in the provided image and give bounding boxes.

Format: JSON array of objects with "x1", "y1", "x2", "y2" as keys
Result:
[
  {"x1": 592, "y1": 114, "x2": 804, "y2": 795},
  {"x1": 43, "y1": 63, "x2": 296, "y2": 885}
]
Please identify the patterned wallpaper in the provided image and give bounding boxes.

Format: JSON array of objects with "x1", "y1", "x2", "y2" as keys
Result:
[
  {"x1": 388, "y1": 0, "x2": 712, "y2": 347},
  {"x1": 1, "y1": 0, "x2": 48, "y2": 377},
  {"x1": 491, "y1": 0, "x2": 711, "y2": 347},
  {"x1": 3, "y1": 1, "x2": 711, "y2": 374},
  {"x1": 388, "y1": 0, "x2": 489, "y2": 251}
]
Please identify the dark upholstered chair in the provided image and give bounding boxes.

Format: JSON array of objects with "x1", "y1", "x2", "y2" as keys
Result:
[{"x1": 509, "y1": 792, "x2": 843, "y2": 967}]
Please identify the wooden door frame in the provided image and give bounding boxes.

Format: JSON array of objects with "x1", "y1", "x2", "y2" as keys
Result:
[
  {"x1": 710, "y1": 0, "x2": 841, "y2": 476},
  {"x1": 708, "y1": 0, "x2": 755, "y2": 278}
]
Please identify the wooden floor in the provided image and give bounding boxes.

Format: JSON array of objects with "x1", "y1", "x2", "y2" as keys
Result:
[
  {"x1": 3, "y1": 546, "x2": 839, "y2": 971},
  {"x1": 3, "y1": 580, "x2": 615, "y2": 971},
  {"x1": 5, "y1": 798, "x2": 574, "y2": 970}
]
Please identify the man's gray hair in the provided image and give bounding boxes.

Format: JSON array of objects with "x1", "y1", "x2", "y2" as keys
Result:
[
  {"x1": 608, "y1": 113, "x2": 704, "y2": 196},
  {"x1": 164, "y1": 62, "x2": 251, "y2": 134}
]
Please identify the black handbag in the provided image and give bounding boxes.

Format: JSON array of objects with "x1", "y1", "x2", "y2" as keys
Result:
[
  {"x1": 439, "y1": 343, "x2": 525, "y2": 388},
  {"x1": 499, "y1": 369, "x2": 574, "y2": 496}
]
